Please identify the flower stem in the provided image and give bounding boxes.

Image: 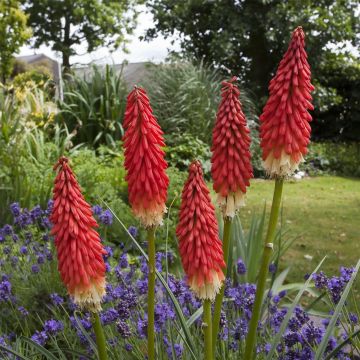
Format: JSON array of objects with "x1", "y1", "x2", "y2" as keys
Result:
[
  {"x1": 91, "y1": 311, "x2": 108, "y2": 360},
  {"x1": 212, "y1": 217, "x2": 232, "y2": 350},
  {"x1": 244, "y1": 178, "x2": 284, "y2": 359},
  {"x1": 203, "y1": 299, "x2": 213, "y2": 360},
  {"x1": 147, "y1": 227, "x2": 156, "y2": 360}
]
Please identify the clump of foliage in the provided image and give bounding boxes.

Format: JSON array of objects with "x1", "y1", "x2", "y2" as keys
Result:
[
  {"x1": 303, "y1": 142, "x2": 360, "y2": 177},
  {"x1": 59, "y1": 65, "x2": 127, "y2": 147},
  {"x1": 142, "y1": 62, "x2": 258, "y2": 145},
  {"x1": 0, "y1": 0, "x2": 31, "y2": 82}
]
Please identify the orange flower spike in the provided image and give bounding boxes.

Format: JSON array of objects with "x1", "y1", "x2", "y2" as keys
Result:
[
  {"x1": 211, "y1": 77, "x2": 253, "y2": 217},
  {"x1": 176, "y1": 161, "x2": 225, "y2": 300},
  {"x1": 123, "y1": 86, "x2": 169, "y2": 228},
  {"x1": 260, "y1": 26, "x2": 315, "y2": 177},
  {"x1": 50, "y1": 157, "x2": 107, "y2": 312}
]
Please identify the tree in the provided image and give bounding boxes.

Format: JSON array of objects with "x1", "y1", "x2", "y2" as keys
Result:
[
  {"x1": 0, "y1": 0, "x2": 31, "y2": 83},
  {"x1": 22, "y1": 0, "x2": 141, "y2": 69},
  {"x1": 146, "y1": 0, "x2": 360, "y2": 141}
]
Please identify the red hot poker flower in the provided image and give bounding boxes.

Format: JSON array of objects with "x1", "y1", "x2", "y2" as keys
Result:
[
  {"x1": 176, "y1": 161, "x2": 225, "y2": 300},
  {"x1": 211, "y1": 77, "x2": 253, "y2": 218},
  {"x1": 260, "y1": 26, "x2": 315, "y2": 177},
  {"x1": 50, "y1": 157, "x2": 107, "y2": 312},
  {"x1": 123, "y1": 86, "x2": 169, "y2": 228}
]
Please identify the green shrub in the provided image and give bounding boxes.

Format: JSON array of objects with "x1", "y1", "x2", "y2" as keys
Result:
[
  {"x1": 303, "y1": 142, "x2": 360, "y2": 177},
  {"x1": 59, "y1": 65, "x2": 127, "y2": 147},
  {"x1": 165, "y1": 133, "x2": 211, "y2": 175}
]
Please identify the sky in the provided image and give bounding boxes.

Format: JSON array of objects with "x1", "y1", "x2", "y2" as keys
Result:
[
  {"x1": 18, "y1": 4, "x2": 359, "y2": 65},
  {"x1": 18, "y1": 5, "x2": 180, "y2": 65}
]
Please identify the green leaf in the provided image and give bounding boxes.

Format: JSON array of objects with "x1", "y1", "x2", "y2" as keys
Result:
[
  {"x1": 0, "y1": 345, "x2": 30, "y2": 360},
  {"x1": 315, "y1": 259, "x2": 360, "y2": 360},
  {"x1": 265, "y1": 256, "x2": 327, "y2": 360},
  {"x1": 324, "y1": 328, "x2": 360, "y2": 360},
  {"x1": 20, "y1": 337, "x2": 59, "y2": 360}
]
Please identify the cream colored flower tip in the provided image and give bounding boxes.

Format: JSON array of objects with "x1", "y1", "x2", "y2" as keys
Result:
[
  {"x1": 133, "y1": 203, "x2": 167, "y2": 228},
  {"x1": 217, "y1": 190, "x2": 246, "y2": 218},
  {"x1": 73, "y1": 279, "x2": 106, "y2": 312},
  {"x1": 263, "y1": 149, "x2": 304, "y2": 178},
  {"x1": 189, "y1": 270, "x2": 225, "y2": 301}
]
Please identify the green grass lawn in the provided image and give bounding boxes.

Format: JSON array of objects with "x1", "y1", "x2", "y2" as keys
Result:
[{"x1": 239, "y1": 176, "x2": 360, "y2": 300}]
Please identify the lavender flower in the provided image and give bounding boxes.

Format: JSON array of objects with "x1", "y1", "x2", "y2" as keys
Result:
[
  {"x1": 92, "y1": 205, "x2": 102, "y2": 216},
  {"x1": 99, "y1": 210, "x2": 113, "y2": 226},
  {"x1": 10, "y1": 203, "x2": 21, "y2": 217},
  {"x1": 31, "y1": 264, "x2": 40, "y2": 274},
  {"x1": 44, "y1": 319, "x2": 64, "y2": 334},
  {"x1": 50, "y1": 293, "x2": 64, "y2": 306},
  {"x1": 31, "y1": 331, "x2": 48, "y2": 345},
  {"x1": 237, "y1": 258, "x2": 247, "y2": 275},
  {"x1": 128, "y1": 226, "x2": 138, "y2": 238}
]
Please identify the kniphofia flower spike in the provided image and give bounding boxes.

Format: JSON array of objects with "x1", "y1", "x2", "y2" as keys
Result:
[
  {"x1": 260, "y1": 26, "x2": 314, "y2": 177},
  {"x1": 211, "y1": 77, "x2": 253, "y2": 217},
  {"x1": 123, "y1": 86, "x2": 169, "y2": 228},
  {"x1": 51, "y1": 157, "x2": 107, "y2": 312},
  {"x1": 177, "y1": 161, "x2": 225, "y2": 300}
]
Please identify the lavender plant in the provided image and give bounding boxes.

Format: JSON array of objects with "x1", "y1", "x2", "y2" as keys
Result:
[{"x1": 0, "y1": 201, "x2": 359, "y2": 359}]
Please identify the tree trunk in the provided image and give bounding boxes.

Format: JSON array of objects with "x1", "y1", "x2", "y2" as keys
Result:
[
  {"x1": 62, "y1": 17, "x2": 71, "y2": 72},
  {"x1": 244, "y1": 0, "x2": 275, "y2": 101}
]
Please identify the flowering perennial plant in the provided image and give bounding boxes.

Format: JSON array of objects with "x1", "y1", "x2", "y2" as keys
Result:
[
  {"x1": 51, "y1": 157, "x2": 107, "y2": 312},
  {"x1": 211, "y1": 76, "x2": 253, "y2": 218},
  {"x1": 260, "y1": 26, "x2": 314, "y2": 177},
  {"x1": 123, "y1": 86, "x2": 169, "y2": 228},
  {"x1": 176, "y1": 161, "x2": 225, "y2": 301}
]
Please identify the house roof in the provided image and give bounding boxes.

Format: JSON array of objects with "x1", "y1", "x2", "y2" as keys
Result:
[
  {"x1": 17, "y1": 54, "x2": 58, "y2": 64},
  {"x1": 16, "y1": 54, "x2": 61, "y2": 82},
  {"x1": 74, "y1": 62, "x2": 149, "y2": 88}
]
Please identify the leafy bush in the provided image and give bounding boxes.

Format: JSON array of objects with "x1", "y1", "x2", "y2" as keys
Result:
[
  {"x1": 59, "y1": 65, "x2": 127, "y2": 147},
  {"x1": 303, "y1": 142, "x2": 360, "y2": 177},
  {"x1": 165, "y1": 133, "x2": 211, "y2": 176}
]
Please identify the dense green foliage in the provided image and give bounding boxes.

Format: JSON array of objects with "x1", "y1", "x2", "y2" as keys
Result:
[
  {"x1": 22, "y1": 0, "x2": 140, "y2": 68},
  {"x1": 0, "y1": 0, "x2": 31, "y2": 82},
  {"x1": 142, "y1": 62, "x2": 259, "y2": 144},
  {"x1": 59, "y1": 65, "x2": 127, "y2": 146},
  {"x1": 146, "y1": 0, "x2": 360, "y2": 142}
]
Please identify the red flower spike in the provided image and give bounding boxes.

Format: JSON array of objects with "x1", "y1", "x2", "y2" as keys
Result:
[
  {"x1": 123, "y1": 86, "x2": 169, "y2": 228},
  {"x1": 260, "y1": 26, "x2": 315, "y2": 177},
  {"x1": 211, "y1": 77, "x2": 253, "y2": 218},
  {"x1": 176, "y1": 161, "x2": 225, "y2": 300},
  {"x1": 50, "y1": 157, "x2": 107, "y2": 312}
]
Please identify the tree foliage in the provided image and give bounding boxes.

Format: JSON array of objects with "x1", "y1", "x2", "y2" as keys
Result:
[
  {"x1": 22, "y1": 0, "x2": 141, "y2": 68},
  {"x1": 0, "y1": 0, "x2": 31, "y2": 82},
  {"x1": 146, "y1": 0, "x2": 360, "y2": 141}
]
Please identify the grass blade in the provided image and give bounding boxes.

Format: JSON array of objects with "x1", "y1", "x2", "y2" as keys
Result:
[
  {"x1": 0, "y1": 345, "x2": 30, "y2": 360},
  {"x1": 315, "y1": 259, "x2": 360, "y2": 360},
  {"x1": 266, "y1": 256, "x2": 327, "y2": 360},
  {"x1": 324, "y1": 328, "x2": 360, "y2": 360},
  {"x1": 20, "y1": 337, "x2": 59, "y2": 360}
]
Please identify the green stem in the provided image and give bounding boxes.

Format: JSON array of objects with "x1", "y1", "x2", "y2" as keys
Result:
[
  {"x1": 203, "y1": 299, "x2": 213, "y2": 360},
  {"x1": 91, "y1": 312, "x2": 108, "y2": 360},
  {"x1": 147, "y1": 227, "x2": 156, "y2": 360},
  {"x1": 212, "y1": 217, "x2": 232, "y2": 350},
  {"x1": 244, "y1": 179, "x2": 283, "y2": 359}
]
